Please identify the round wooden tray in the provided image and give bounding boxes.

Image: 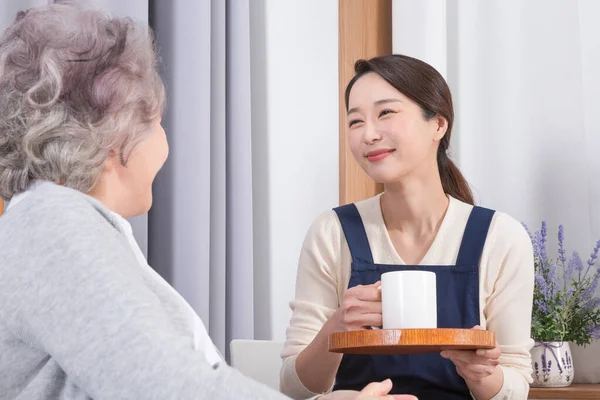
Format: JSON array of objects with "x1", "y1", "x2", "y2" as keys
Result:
[{"x1": 329, "y1": 328, "x2": 496, "y2": 355}]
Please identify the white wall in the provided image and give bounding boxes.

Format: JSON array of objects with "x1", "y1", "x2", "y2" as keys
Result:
[{"x1": 250, "y1": 0, "x2": 339, "y2": 340}]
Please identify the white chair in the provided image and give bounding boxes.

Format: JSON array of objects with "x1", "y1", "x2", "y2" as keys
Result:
[{"x1": 230, "y1": 339, "x2": 284, "y2": 391}]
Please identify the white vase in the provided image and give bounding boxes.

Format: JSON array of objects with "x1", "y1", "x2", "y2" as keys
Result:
[{"x1": 531, "y1": 341, "x2": 574, "y2": 387}]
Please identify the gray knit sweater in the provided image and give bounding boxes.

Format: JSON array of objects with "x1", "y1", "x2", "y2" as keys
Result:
[{"x1": 0, "y1": 182, "x2": 290, "y2": 399}]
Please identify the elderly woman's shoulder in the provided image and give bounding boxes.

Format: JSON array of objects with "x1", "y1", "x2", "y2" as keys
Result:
[
  {"x1": 12, "y1": 182, "x2": 92, "y2": 212},
  {"x1": 0, "y1": 183, "x2": 116, "y2": 242}
]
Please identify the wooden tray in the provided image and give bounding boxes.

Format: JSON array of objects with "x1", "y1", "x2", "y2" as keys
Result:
[{"x1": 329, "y1": 328, "x2": 496, "y2": 355}]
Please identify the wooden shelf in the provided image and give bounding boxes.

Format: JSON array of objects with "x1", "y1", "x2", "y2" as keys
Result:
[{"x1": 528, "y1": 384, "x2": 600, "y2": 399}]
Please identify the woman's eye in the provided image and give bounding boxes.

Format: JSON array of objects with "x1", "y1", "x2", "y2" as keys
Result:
[
  {"x1": 379, "y1": 109, "x2": 396, "y2": 118},
  {"x1": 349, "y1": 119, "x2": 362, "y2": 127}
]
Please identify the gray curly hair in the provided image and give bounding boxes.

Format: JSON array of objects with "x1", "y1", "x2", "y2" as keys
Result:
[{"x1": 0, "y1": 2, "x2": 165, "y2": 199}]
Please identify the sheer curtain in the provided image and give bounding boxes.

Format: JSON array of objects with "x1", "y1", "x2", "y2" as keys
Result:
[{"x1": 393, "y1": 0, "x2": 600, "y2": 383}]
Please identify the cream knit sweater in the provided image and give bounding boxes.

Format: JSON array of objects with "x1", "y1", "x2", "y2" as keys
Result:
[{"x1": 280, "y1": 195, "x2": 535, "y2": 400}]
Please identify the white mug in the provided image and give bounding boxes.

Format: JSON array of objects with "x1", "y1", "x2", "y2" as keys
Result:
[{"x1": 381, "y1": 270, "x2": 437, "y2": 329}]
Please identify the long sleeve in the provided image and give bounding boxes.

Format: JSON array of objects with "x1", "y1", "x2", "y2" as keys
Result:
[
  {"x1": 0, "y1": 187, "x2": 291, "y2": 400},
  {"x1": 280, "y1": 196, "x2": 535, "y2": 400},
  {"x1": 280, "y1": 211, "x2": 345, "y2": 399},
  {"x1": 481, "y1": 212, "x2": 535, "y2": 400}
]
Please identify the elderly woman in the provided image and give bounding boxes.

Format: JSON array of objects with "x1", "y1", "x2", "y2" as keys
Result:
[{"x1": 0, "y1": 3, "x2": 415, "y2": 400}]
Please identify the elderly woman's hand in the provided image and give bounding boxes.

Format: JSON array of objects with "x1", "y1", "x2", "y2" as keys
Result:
[{"x1": 320, "y1": 379, "x2": 417, "y2": 400}]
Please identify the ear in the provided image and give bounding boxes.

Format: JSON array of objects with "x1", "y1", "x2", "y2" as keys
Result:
[
  {"x1": 103, "y1": 148, "x2": 120, "y2": 172},
  {"x1": 432, "y1": 115, "x2": 448, "y2": 141}
]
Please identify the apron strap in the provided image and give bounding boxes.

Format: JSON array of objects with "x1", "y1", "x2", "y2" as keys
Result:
[
  {"x1": 333, "y1": 204, "x2": 374, "y2": 264},
  {"x1": 456, "y1": 206, "x2": 496, "y2": 266}
]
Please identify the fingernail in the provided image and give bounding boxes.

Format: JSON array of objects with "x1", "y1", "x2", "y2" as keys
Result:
[
  {"x1": 441, "y1": 351, "x2": 448, "y2": 358},
  {"x1": 476, "y1": 350, "x2": 486, "y2": 356}
]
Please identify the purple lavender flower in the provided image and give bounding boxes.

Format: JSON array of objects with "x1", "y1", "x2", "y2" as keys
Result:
[
  {"x1": 583, "y1": 297, "x2": 600, "y2": 311},
  {"x1": 566, "y1": 252, "x2": 581, "y2": 282},
  {"x1": 587, "y1": 325, "x2": 600, "y2": 340},
  {"x1": 558, "y1": 225, "x2": 567, "y2": 266},
  {"x1": 540, "y1": 262, "x2": 559, "y2": 299},
  {"x1": 548, "y1": 263, "x2": 558, "y2": 293},
  {"x1": 535, "y1": 298, "x2": 549, "y2": 314},
  {"x1": 588, "y1": 240, "x2": 600, "y2": 268},
  {"x1": 582, "y1": 268, "x2": 600, "y2": 303},
  {"x1": 573, "y1": 252, "x2": 586, "y2": 280},
  {"x1": 535, "y1": 274, "x2": 549, "y2": 296},
  {"x1": 529, "y1": 222, "x2": 600, "y2": 345},
  {"x1": 534, "y1": 233, "x2": 542, "y2": 260},
  {"x1": 540, "y1": 221, "x2": 548, "y2": 261}
]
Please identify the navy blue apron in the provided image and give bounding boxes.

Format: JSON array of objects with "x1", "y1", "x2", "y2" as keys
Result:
[{"x1": 332, "y1": 203, "x2": 495, "y2": 400}]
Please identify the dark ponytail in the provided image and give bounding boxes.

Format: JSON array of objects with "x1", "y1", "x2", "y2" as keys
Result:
[
  {"x1": 345, "y1": 54, "x2": 474, "y2": 205},
  {"x1": 437, "y1": 148, "x2": 474, "y2": 205}
]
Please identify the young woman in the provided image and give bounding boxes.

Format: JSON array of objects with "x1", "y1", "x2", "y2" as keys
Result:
[{"x1": 280, "y1": 55, "x2": 535, "y2": 400}]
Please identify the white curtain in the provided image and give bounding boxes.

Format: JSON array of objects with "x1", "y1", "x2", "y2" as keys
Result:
[{"x1": 393, "y1": 0, "x2": 600, "y2": 383}]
